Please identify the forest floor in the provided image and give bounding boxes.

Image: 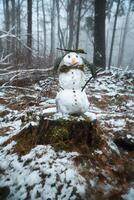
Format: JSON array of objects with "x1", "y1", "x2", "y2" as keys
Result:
[{"x1": 0, "y1": 68, "x2": 134, "y2": 200}]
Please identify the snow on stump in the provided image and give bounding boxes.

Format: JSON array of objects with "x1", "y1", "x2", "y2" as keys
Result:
[{"x1": 7, "y1": 115, "x2": 103, "y2": 155}]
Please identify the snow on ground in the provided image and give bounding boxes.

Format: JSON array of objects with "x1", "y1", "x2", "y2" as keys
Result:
[
  {"x1": 0, "y1": 144, "x2": 86, "y2": 200},
  {"x1": 122, "y1": 188, "x2": 134, "y2": 200},
  {"x1": 0, "y1": 69, "x2": 134, "y2": 199}
]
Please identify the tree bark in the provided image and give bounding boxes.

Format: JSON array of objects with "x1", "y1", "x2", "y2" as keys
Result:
[
  {"x1": 50, "y1": 0, "x2": 56, "y2": 65},
  {"x1": 11, "y1": 0, "x2": 16, "y2": 53},
  {"x1": 68, "y1": 0, "x2": 75, "y2": 49},
  {"x1": 37, "y1": 0, "x2": 39, "y2": 57},
  {"x1": 76, "y1": 0, "x2": 82, "y2": 49},
  {"x1": 8, "y1": 117, "x2": 101, "y2": 155},
  {"x1": 56, "y1": 0, "x2": 65, "y2": 49},
  {"x1": 93, "y1": 0, "x2": 106, "y2": 69},
  {"x1": 16, "y1": 0, "x2": 21, "y2": 50},
  {"x1": 27, "y1": 0, "x2": 32, "y2": 65},
  {"x1": 41, "y1": 0, "x2": 46, "y2": 58},
  {"x1": 4, "y1": 0, "x2": 10, "y2": 55},
  {"x1": 108, "y1": 0, "x2": 120, "y2": 70},
  {"x1": 117, "y1": 0, "x2": 132, "y2": 68}
]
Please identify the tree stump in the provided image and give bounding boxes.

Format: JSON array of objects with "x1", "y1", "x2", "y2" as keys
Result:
[{"x1": 7, "y1": 115, "x2": 103, "y2": 155}]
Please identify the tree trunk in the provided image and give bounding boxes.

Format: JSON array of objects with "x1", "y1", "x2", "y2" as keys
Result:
[
  {"x1": 4, "y1": 0, "x2": 10, "y2": 55},
  {"x1": 117, "y1": 20, "x2": 125, "y2": 68},
  {"x1": 117, "y1": 0, "x2": 132, "y2": 68},
  {"x1": 68, "y1": 0, "x2": 75, "y2": 49},
  {"x1": 50, "y1": 0, "x2": 56, "y2": 65},
  {"x1": 93, "y1": 0, "x2": 106, "y2": 69},
  {"x1": 16, "y1": 0, "x2": 21, "y2": 50},
  {"x1": 108, "y1": 0, "x2": 120, "y2": 70},
  {"x1": 56, "y1": 0, "x2": 65, "y2": 49},
  {"x1": 37, "y1": 0, "x2": 39, "y2": 57},
  {"x1": 11, "y1": 0, "x2": 16, "y2": 53},
  {"x1": 76, "y1": 0, "x2": 82, "y2": 49},
  {"x1": 0, "y1": 31, "x2": 3, "y2": 54},
  {"x1": 27, "y1": 0, "x2": 32, "y2": 65},
  {"x1": 41, "y1": 0, "x2": 46, "y2": 58}
]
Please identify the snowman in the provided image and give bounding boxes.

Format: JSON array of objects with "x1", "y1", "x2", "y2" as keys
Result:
[{"x1": 55, "y1": 50, "x2": 89, "y2": 115}]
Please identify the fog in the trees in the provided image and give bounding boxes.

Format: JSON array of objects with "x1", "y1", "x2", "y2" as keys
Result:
[{"x1": 0, "y1": 0, "x2": 134, "y2": 70}]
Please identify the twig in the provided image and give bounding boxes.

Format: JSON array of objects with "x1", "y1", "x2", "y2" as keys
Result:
[
  {"x1": 57, "y1": 48, "x2": 87, "y2": 54},
  {"x1": 0, "y1": 53, "x2": 13, "y2": 63},
  {"x1": 0, "y1": 67, "x2": 53, "y2": 76},
  {"x1": 1, "y1": 85, "x2": 35, "y2": 92},
  {"x1": 81, "y1": 68, "x2": 102, "y2": 91}
]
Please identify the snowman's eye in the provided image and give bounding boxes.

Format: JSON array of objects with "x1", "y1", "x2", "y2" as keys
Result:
[
  {"x1": 68, "y1": 55, "x2": 71, "y2": 58},
  {"x1": 76, "y1": 55, "x2": 78, "y2": 58}
]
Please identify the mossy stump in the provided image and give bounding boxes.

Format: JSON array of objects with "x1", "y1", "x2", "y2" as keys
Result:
[{"x1": 7, "y1": 116, "x2": 103, "y2": 155}]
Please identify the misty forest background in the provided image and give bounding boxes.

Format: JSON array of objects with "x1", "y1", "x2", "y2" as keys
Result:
[
  {"x1": 0, "y1": 1, "x2": 134, "y2": 199},
  {"x1": 0, "y1": 0, "x2": 134, "y2": 71}
]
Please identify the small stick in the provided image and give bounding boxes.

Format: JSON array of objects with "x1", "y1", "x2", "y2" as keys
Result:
[
  {"x1": 81, "y1": 68, "x2": 102, "y2": 91},
  {"x1": 57, "y1": 48, "x2": 87, "y2": 54}
]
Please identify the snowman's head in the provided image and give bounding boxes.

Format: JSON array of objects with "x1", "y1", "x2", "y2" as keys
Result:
[{"x1": 59, "y1": 52, "x2": 83, "y2": 67}]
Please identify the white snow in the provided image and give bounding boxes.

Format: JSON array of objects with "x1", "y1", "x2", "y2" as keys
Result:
[
  {"x1": 126, "y1": 100, "x2": 134, "y2": 107},
  {"x1": 122, "y1": 188, "x2": 134, "y2": 200},
  {"x1": 126, "y1": 134, "x2": 134, "y2": 139},
  {"x1": 107, "y1": 140, "x2": 120, "y2": 155},
  {"x1": 45, "y1": 99, "x2": 56, "y2": 104},
  {"x1": 0, "y1": 145, "x2": 86, "y2": 200},
  {"x1": 108, "y1": 118, "x2": 126, "y2": 128},
  {"x1": 0, "y1": 91, "x2": 5, "y2": 97},
  {"x1": 0, "y1": 105, "x2": 6, "y2": 113},
  {"x1": 94, "y1": 149, "x2": 103, "y2": 155},
  {"x1": 0, "y1": 69, "x2": 134, "y2": 199},
  {"x1": 56, "y1": 89, "x2": 89, "y2": 114},
  {"x1": 43, "y1": 107, "x2": 56, "y2": 114},
  {"x1": 85, "y1": 111, "x2": 97, "y2": 121}
]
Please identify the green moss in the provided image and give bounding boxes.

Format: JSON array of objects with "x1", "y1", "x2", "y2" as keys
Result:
[{"x1": 49, "y1": 126, "x2": 70, "y2": 143}]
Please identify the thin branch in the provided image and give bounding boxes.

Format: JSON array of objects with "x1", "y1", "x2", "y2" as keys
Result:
[{"x1": 0, "y1": 53, "x2": 13, "y2": 63}]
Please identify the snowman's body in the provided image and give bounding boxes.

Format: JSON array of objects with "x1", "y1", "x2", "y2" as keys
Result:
[
  {"x1": 59, "y1": 69, "x2": 85, "y2": 89},
  {"x1": 56, "y1": 52, "x2": 89, "y2": 115}
]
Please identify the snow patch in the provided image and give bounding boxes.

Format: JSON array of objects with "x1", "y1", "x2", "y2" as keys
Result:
[
  {"x1": 43, "y1": 107, "x2": 56, "y2": 114},
  {"x1": 0, "y1": 145, "x2": 86, "y2": 200},
  {"x1": 122, "y1": 188, "x2": 134, "y2": 200},
  {"x1": 107, "y1": 140, "x2": 120, "y2": 155}
]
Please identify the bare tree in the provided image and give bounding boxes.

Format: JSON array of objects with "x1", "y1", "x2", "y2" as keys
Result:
[
  {"x1": 11, "y1": 0, "x2": 16, "y2": 53},
  {"x1": 76, "y1": 0, "x2": 82, "y2": 49},
  {"x1": 117, "y1": 0, "x2": 132, "y2": 67},
  {"x1": 0, "y1": 31, "x2": 3, "y2": 54},
  {"x1": 37, "y1": 0, "x2": 39, "y2": 57},
  {"x1": 16, "y1": 0, "x2": 21, "y2": 50},
  {"x1": 3, "y1": 0, "x2": 10, "y2": 55},
  {"x1": 108, "y1": 0, "x2": 121, "y2": 70},
  {"x1": 27, "y1": 0, "x2": 32, "y2": 65},
  {"x1": 94, "y1": 0, "x2": 106, "y2": 69},
  {"x1": 41, "y1": 0, "x2": 46, "y2": 58},
  {"x1": 67, "y1": 0, "x2": 75, "y2": 49},
  {"x1": 56, "y1": 0, "x2": 65, "y2": 49},
  {"x1": 50, "y1": 0, "x2": 56, "y2": 64}
]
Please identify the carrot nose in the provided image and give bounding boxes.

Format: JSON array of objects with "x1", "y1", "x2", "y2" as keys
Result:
[{"x1": 71, "y1": 57, "x2": 77, "y2": 65}]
